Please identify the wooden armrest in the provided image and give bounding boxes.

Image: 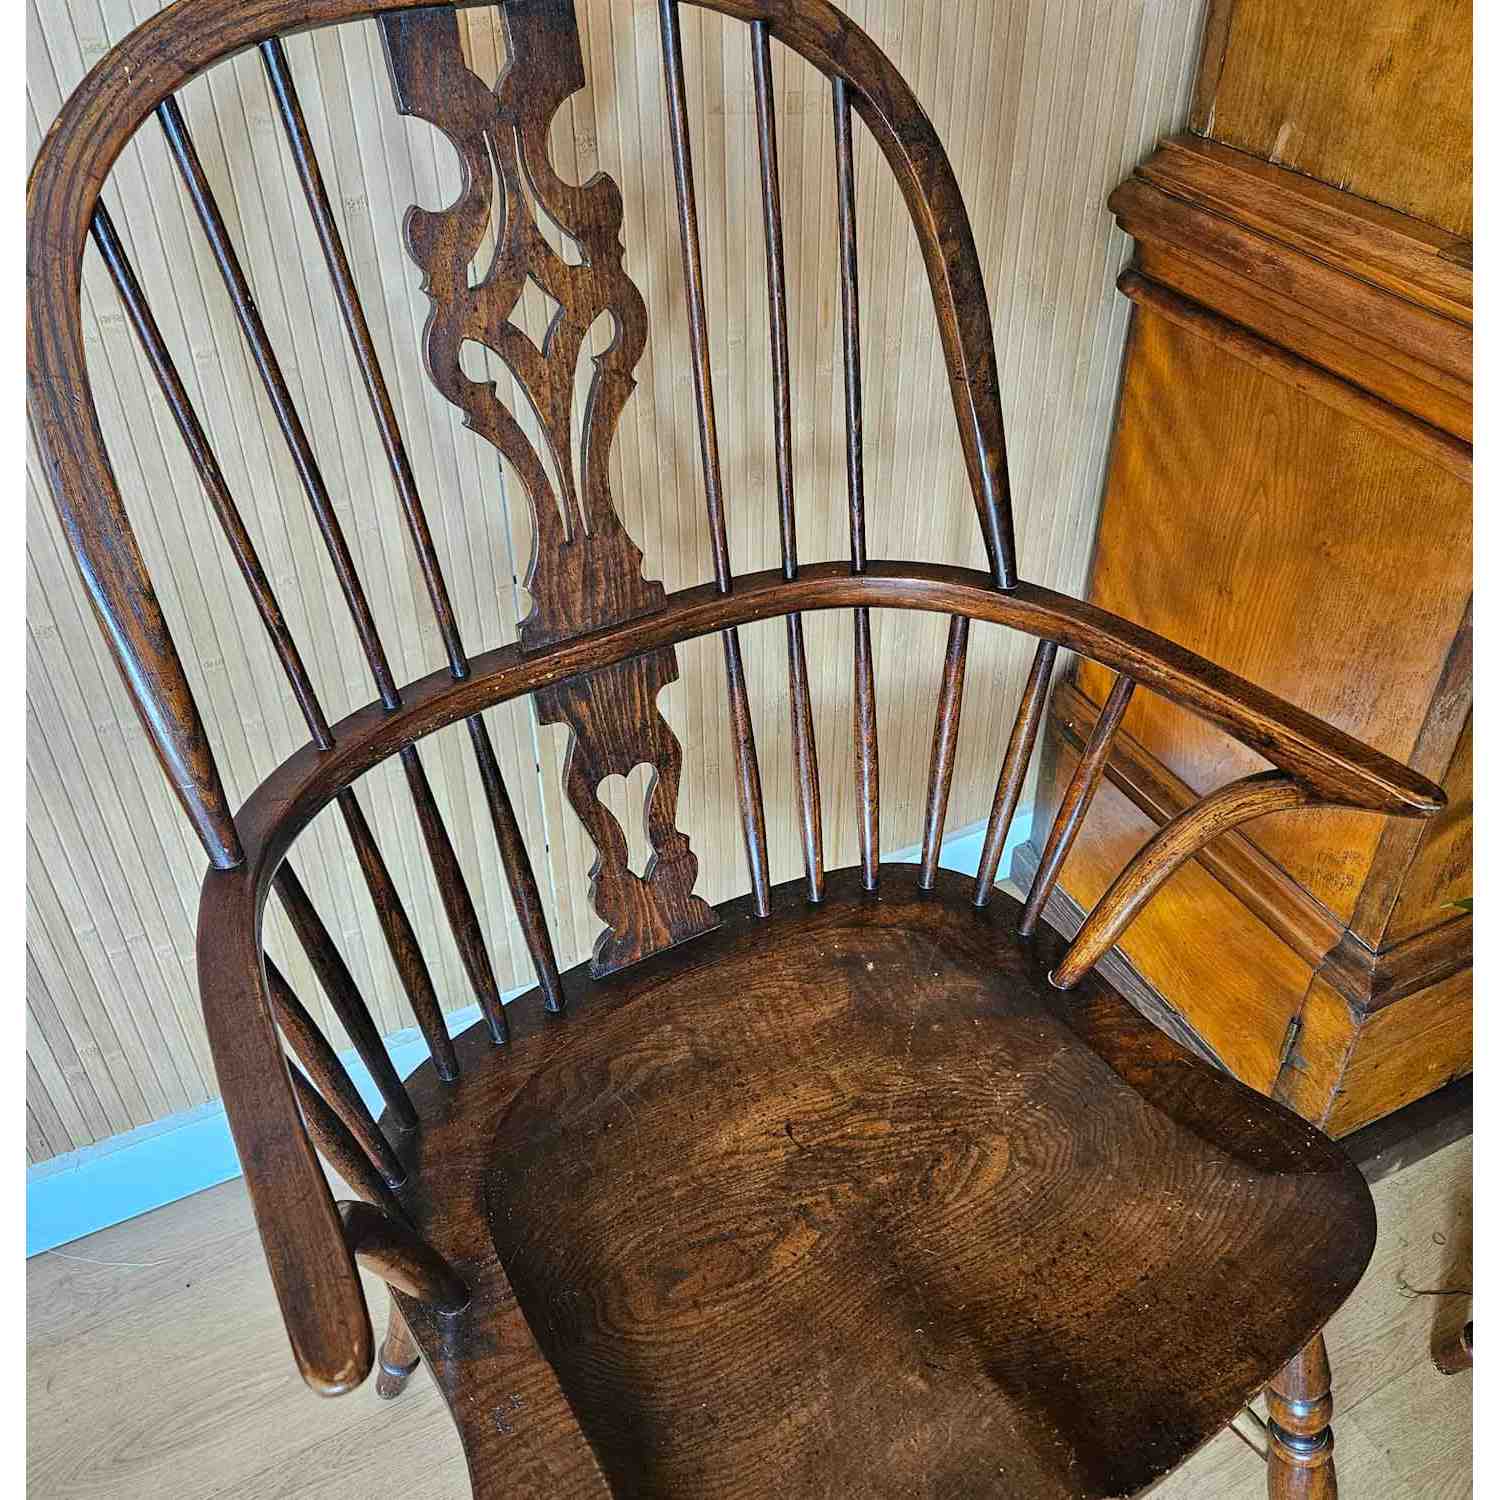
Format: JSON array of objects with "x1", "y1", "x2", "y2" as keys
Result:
[
  {"x1": 1008, "y1": 578, "x2": 1446, "y2": 819},
  {"x1": 198, "y1": 863, "x2": 374, "y2": 1396}
]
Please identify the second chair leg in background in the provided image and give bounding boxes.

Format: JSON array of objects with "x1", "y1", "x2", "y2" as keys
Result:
[{"x1": 375, "y1": 1292, "x2": 421, "y2": 1401}]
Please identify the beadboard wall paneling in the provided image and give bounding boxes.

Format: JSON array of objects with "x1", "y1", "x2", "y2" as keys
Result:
[{"x1": 25, "y1": 0, "x2": 1205, "y2": 1161}]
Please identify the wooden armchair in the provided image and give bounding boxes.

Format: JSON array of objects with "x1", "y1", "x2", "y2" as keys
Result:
[{"x1": 28, "y1": 2, "x2": 1443, "y2": 1496}]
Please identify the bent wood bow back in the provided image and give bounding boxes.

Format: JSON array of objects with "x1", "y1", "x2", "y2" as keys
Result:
[{"x1": 30, "y1": 0, "x2": 1442, "y2": 1491}]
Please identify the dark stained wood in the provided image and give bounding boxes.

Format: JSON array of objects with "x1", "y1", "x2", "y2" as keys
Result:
[
  {"x1": 337, "y1": 1201, "x2": 468, "y2": 1313},
  {"x1": 1051, "y1": 771, "x2": 1318, "y2": 988},
  {"x1": 753, "y1": 20, "x2": 798, "y2": 586},
  {"x1": 264, "y1": 956, "x2": 405, "y2": 1189},
  {"x1": 156, "y1": 93, "x2": 400, "y2": 710},
  {"x1": 380, "y1": 1, "x2": 718, "y2": 976},
  {"x1": 975, "y1": 637, "x2": 1058, "y2": 905},
  {"x1": 658, "y1": 0, "x2": 732, "y2": 596},
  {"x1": 785, "y1": 611, "x2": 826, "y2": 902},
  {"x1": 273, "y1": 863, "x2": 418, "y2": 1132},
  {"x1": 290, "y1": 1066, "x2": 403, "y2": 1221},
  {"x1": 657, "y1": 0, "x2": 772, "y2": 919},
  {"x1": 29, "y1": 3, "x2": 1445, "y2": 1482},
  {"x1": 334, "y1": 787, "x2": 458, "y2": 1082},
  {"x1": 917, "y1": 613, "x2": 968, "y2": 887},
  {"x1": 398, "y1": 744, "x2": 509, "y2": 1046},
  {"x1": 833, "y1": 76, "x2": 867, "y2": 576},
  {"x1": 835, "y1": 77, "x2": 880, "y2": 893},
  {"x1": 1009, "y1": 838, "x2": 1228, "y2": 1070},
  {"x1": 852, "y1": 606, "x2": 879, "y2": 891},
  {"x1": 753, "y1": 21, "x2": 825, "y2": 903},
  {"x1": 722, "y1": 627, "x2": 773, "y2": 917},
  {"x1": 374, "y1": 1289, "x2": 421, "y2": 1401},
  {"x1": 1434, "y1": 1321, "x2": 1473, "y2": 1376},
  {"x1": 464, "y1": 715, "x2": 564, "y2": 1015},
  {"x1": 35, "y1": 206, "x2": 242, "y2": 865},
  {"x1": 27, "y1": 0, "x2": 1023, "y2": 883},
  {"x1": 258, "y1": 33, "x2": 464, "y2": 680},
  {"x1": 161, "y1": 89, "x2": 508, "y2": 1035},
  {"x1": 1019, "y1": 673, "x2": 1135, "y2": 937},
  {"x1": 90, "y1": 198, "x2": 461, "y2": 1079},
  {"x1": 387, "y1": 868, "x2": 1375, "y2": 1498},
  {"x1": 87, "y1": 201, "x2": 332, "y2": 751},
  {"x1": 1267, "y1": 1333, "x2": 1337, "y2": 1499},
  {"x1": 197, "y1": 887, "x2": 372, "y2": 1396},
  {"x1": 260, "y1": 33, "x2": 563, "y2": 1024},
  {"x1": 186, "y1": 547, "x2": 1441, "y2": 1416},
  {"x1": 227, "y1": 566, "x2": 1444, "y2": 891}
]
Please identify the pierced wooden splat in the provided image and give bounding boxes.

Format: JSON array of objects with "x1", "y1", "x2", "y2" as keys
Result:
[{"x1": 379, "y1": 1, "x2": 717, "y2": 975}]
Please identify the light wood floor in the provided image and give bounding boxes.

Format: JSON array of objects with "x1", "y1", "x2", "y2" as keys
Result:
[{"x1": 28, "y1": 1136, "x2": 1471, "y2": 1498}]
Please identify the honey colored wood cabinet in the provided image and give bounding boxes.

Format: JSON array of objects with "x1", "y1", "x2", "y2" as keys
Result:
[{"x1": 1024, "y1": 1, "x2": 1472, "y2": 1137}]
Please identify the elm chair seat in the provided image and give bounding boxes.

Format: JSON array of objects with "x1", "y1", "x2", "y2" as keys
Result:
[{"x1": 387, "y1": 868, "x2": 1374, "y2": 1498}]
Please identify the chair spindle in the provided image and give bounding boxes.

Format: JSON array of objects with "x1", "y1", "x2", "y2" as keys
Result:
[
  {"x1": 918, "y1": 615, "x2": 969, "y2": 889},
  {"x1": 88, "y1": 202, "x2": 332, "y2": 748},
  {"x1": 266, "y1": 957, "x2": 405, "y2": 1187},
  {"x1": 834, "y1": 78, "x2": 879, "y2": 892},
  {"x1": 464, "y1": 716, "x2": 565, "y2": 1013},
  {"x1": 259, "y1": 35, "x2": 463, "y2": 676},
  {"x1": 657, "y1": 0, "x2": 771, "y2": 918},
  {"x1": 1018, "y1": 672, "x2": 1135, "y2": 938},
  {"x1": 398, "y1": 744, "x2": 509, "y2": 1045},
  {"x1": 274, "y1": 863, "x2": 419, "y2": 1130},
  {"x1": 156, "y1": 95, "x2": 399, "y2": 708},
  {"x1": 159, "y1": 93, "x2": 516, "y2": 1038},
  {"x1": 290, "y1": 1066, "x2": 404, "y2": 1219},
  {"x1": 753, "y1": 20, "x2": 824, "y2": 902},
  {"x1": 262, "y1": 36, "x2": 564, "y2": 1016},
  {"x1": 335, "y1": 789, "x2": 457, "y2": 1077},
  {"x1": 974, "y1": 638, "x2": 1059, "y2": 906},
  {"x1": 90, "y1": 200, "x2": 459, "y2": 1078}
]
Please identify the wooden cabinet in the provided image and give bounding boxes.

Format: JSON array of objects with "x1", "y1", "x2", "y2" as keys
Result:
[{"x1": 1023, "y1": 1, "x2": 1472, "y2": 1136}]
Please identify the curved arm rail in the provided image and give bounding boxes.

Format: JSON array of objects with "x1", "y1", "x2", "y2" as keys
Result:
[{"x1": 232, "y1": 566, "x2": 1441, "y2": 876}]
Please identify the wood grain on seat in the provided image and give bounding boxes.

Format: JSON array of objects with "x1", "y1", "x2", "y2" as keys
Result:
[{"x1": 388, "y1": 867, "x2": 1374, "y2": 1498}]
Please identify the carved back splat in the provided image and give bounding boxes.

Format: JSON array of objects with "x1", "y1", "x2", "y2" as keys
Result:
[{"x1": 380, "y1": 2, "x2": 717, "y2": 975}]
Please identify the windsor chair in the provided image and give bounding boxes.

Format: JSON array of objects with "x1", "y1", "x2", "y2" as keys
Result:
[{"x1": 27, "y1": 2, "x2": 1444, "y2": 1496}]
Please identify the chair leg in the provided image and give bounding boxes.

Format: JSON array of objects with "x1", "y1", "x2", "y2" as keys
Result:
[
  {"x1": 1266, "y1": 1332, "x2": 1336, "y2": 1499},
  {"x1": 375, "y1": 1292, "x2": 421, "y2": 1400},
  {"x1": 1434, "y1": 1320, "x2": 1473, "y2": 1374}
]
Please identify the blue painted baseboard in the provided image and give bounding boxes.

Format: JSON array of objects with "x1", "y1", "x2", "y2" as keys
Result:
[{"x1": 26, "y1": 811, "x2": 1030, "y2": 1255}]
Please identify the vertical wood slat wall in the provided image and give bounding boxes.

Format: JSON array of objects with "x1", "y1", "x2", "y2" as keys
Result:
[{"x1": 25, "y1": 0, "x2": 1205, "y2": 1164}]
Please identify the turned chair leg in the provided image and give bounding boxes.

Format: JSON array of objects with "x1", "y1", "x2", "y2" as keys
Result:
[
  {"x1": 375, "y1": 1291, "x2": 422, "y2": 1400},
  {"x1": 1435, "y1": 1320, "x2": 1474, "y2": 1374},
  {"x1": 1266, "y1": 1332, "x2": 1336, "y2": 1499}
]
